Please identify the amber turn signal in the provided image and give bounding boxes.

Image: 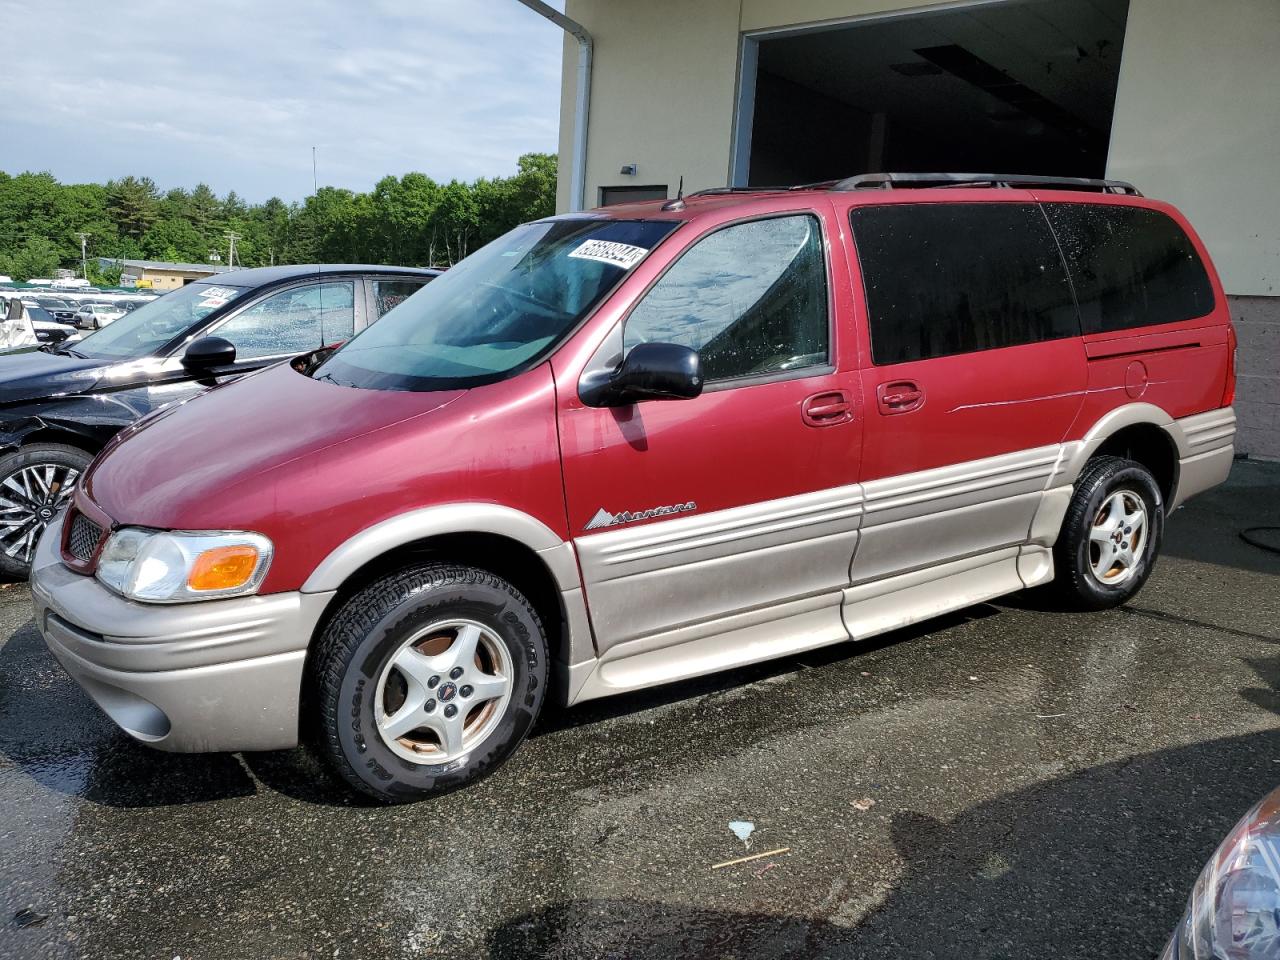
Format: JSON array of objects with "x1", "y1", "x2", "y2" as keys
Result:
[{"x1": 188, "y1": 545, "x2": 260, "y2": 591}]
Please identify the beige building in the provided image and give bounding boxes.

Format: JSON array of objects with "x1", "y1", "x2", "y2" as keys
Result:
[
  {"x1": 101, "y1": 258, "x2": 230, "y2": 291},
  {"x1": 552, "y1": 0, "x2": 1280, "y2": 458}
]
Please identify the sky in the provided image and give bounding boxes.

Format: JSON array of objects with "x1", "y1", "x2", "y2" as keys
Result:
[{"x1": 0, "y1": 0, "x2": 564, "y2": 202}]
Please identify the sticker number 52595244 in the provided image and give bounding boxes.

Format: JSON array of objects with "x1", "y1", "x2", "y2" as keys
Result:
[{"x1": 567, "y1": 239, "x2": 648, "y2": 270}]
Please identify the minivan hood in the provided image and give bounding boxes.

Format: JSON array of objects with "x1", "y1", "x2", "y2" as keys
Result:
[
  {"x1": 0, "y1": 348, "x2": 109, "y2": 405},
  {"x1": 85, "y1": 362, "x2": 466, "y2": 529}
]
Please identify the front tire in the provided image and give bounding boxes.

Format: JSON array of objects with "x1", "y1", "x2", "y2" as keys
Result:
[
  {"x1": 0, "y1": 443, "x2": 92, "y2": 579},
  {"x1": 309, "y1": 564, "x2": 548, "y2": 802},
  {"x1": 1052, "y1": 456, "x2": 1164, "y2": 610}
]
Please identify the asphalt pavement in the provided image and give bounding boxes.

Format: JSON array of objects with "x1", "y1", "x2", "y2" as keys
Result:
[{"x1": 2, "y1": 461, "x2": 1279, "y2": 960}]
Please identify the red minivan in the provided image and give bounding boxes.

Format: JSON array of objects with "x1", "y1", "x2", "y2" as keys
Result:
[{"x1": 32, "y1": 173, "x2": 1237, "y2": 802}]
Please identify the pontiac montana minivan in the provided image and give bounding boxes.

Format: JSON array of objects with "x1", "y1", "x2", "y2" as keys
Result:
[{"x1": 32, "y1": 173, "x2": 1237, "y2": 802}]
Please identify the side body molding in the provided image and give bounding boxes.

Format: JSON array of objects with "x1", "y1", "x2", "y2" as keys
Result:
[{"x1": 301, "y1": 503, "x2": 581, "y2": 594}]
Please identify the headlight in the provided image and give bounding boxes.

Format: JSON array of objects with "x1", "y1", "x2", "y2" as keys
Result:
[
  {"x1": 96, "y1": 527, "x2": 273, "y2": 603},
  {"x1": 1163, "y1": 788, "x2": 1280, "y2": 959}
]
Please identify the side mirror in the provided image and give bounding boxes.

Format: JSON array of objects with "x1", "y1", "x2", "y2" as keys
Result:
[
  {"x1": 580, "y1": 342, "x2": 703, "y2": 407},
  {"x1": 182, "y1": 336, "x2": 237, "y2": 371}
]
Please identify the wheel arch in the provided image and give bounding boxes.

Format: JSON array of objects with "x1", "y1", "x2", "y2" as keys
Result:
[
  {"x1": 301, "y1": 505, "x2": 592, "y2": 706},
  {"x1": 17, "y1": 427, "x2": 105, "y2": 456},
  {"x1": 0, "y1": 413, "x2": 113, "y2": 460},
  {"x1": 1064, "y1": 403, "x2": 1185, "y2": 510}
]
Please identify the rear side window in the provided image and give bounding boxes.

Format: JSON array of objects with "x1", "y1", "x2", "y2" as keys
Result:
[
  {"x1": 850, "y1": 203, "x2": 1078, "y2": 365},
  {"x1": 370, "y1": 277, "x2": 429, "y2": 320},
  {"x1": 624, "y1": 214, "x2": 829, "y2": 382},
  {"x1": 1043, "y1": 203, "x2": 1215, "y2": 334}
]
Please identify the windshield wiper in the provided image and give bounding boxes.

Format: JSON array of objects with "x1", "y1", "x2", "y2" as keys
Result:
[{"x1": 57, "y1": 344, "x2": 87, "y2": 358}]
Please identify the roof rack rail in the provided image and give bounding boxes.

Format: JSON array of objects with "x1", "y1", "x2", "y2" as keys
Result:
[
  {"x1": 685, "y1": 185, "x2": 790, "y2": 198},
  {"x1": 831, "y1": 172, "x2": 1142, "y2": 196}
]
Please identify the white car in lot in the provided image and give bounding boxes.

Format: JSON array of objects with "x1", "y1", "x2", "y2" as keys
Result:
[{"x1": 72, "y1": 302, "x2": 126, "y2": 330}]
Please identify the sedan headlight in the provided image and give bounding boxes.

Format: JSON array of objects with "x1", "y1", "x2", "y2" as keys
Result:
[
  {"x1": 1163, "y1": 787, "x2": 1280, "y2": 959},
  {"x1": 96, "y1": 527, "x2": 273, "y2": 603}
]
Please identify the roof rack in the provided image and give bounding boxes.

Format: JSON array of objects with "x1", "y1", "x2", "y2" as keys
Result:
[
  {"x1": 684, "y1": 186, "x2": 786, "y2": 198},
  {"x1": 831, "y1": 172, "x2": 1142, "y2": 196}
]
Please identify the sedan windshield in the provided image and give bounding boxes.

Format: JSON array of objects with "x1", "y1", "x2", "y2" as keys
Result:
[
  {"x1": 76, "y1": 283, "x2": 244, "y2": 359},
  {"x1": 313, "y1": 218, "x2": 680, "y2": 392}
]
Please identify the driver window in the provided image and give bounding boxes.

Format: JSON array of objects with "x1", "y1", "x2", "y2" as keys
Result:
[
  {"x1": 622, "y1": 214, "x2": 829, "y2": 382},
  {"x1": 214, "y1": 281, "x2": 355, "y2": 360}
]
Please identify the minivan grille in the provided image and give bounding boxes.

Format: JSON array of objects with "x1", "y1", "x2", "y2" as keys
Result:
[{"x1": 67, "y1": 512, "x2": 104, "y2": 563}]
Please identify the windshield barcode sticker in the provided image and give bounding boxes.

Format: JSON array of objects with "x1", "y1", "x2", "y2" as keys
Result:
[
  {"x1": 568, "y1": 240, "x2": 648, "y2": 270},
  {"x1": 197, "y1": 287, "x2": 239, "y2": 309}
]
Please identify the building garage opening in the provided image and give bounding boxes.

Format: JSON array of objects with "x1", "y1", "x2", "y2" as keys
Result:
[{"x1": 742, "y1": 0, "x2": 1130, "y2": 186}]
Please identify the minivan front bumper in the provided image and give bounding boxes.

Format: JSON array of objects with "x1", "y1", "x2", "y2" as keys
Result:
[{"x1": 31, "y1": 512, "x2": 334, "y2": 752}]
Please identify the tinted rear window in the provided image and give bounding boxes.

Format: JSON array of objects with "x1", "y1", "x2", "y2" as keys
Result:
[
  {"x1": 850, "y1": 203, "x2": 1078, "y2": 365},
  {"x1": 1043, "y1": 203, "x2": 1215, "y2": 334}
]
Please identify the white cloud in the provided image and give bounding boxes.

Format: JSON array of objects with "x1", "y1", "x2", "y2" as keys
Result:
[{"x1": 0, "y1": 0, "x2": 564, "y2": 200}]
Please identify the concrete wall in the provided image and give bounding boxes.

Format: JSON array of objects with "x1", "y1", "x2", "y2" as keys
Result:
[
  {"x1": 556, "y1": 0, "x2": 941, "y2": 211},
  {"x1": 1106, "y1": 0, "x2": 1280, "y2": 298},
  {"x1": 739, "y1": 0, "x2": 936, "y2": 31},
  {"x1": 556, "y1": 0, "x2": 743, "y2": 212},
  {"x1": 1232, "y1": 297, "x2": 1280, "y2": 461}
]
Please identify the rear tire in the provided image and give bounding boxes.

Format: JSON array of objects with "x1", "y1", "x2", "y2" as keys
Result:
[
  {"x1": 0, "y1": 443, "x2": 92, "y2": 580},
  {"x1": 309, "y1": 564, "x2": 548, "y2": 803},
  {"x1": 1052, "y1": 456, "x2": 1163, "y2": 611}
]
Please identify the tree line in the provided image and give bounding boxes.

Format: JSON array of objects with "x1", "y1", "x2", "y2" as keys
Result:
[{"x1": 0, "y1": 153, "x2": 557, "y2": 283}]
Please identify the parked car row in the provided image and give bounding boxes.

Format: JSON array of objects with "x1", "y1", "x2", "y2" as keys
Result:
[
  {"x1": 71, "y1": 301, "x2": 128, "y2": 329},
  {"x1": 23, "y1": 174, "x2": 1236, "y2": 806},
  {"x1": 0, "y1": 264, "x2": 436, "y2": 573},
  {"x1": 0, "y1": 295, "x2": 80, "y2": 345}
]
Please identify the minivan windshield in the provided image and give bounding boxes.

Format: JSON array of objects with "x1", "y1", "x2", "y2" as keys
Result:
[
  {"x1": 312, "y1": 217, "x2": 680, "y2": 392},
  {"x1": 76, "y1": 282, "x2": 244, "y2": 359}
]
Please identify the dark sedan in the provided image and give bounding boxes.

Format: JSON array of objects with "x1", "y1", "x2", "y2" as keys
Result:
[{"x1": 0, "y1": 264, "x2": 437, "y2": 576}]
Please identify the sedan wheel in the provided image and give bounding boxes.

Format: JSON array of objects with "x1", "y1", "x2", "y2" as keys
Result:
[{"x1": 0, "y1": 443, "x2": 92, "y2": 578}]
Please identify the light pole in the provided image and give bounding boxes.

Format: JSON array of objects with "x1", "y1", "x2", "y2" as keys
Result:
[
  {"x1": 76, "y1": 232, "x2": 90, "y2": 279},
  {"x1": 224, "y1": 231, "x2": 241, "y2": 269}
]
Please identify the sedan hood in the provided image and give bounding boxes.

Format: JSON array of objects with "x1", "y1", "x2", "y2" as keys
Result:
[
  {"x1": 0, "y1": 349, "x2": 109, "y2": 405},
  {"x1": 85, "y1": 361, "x2": 465, "y2": 530}
]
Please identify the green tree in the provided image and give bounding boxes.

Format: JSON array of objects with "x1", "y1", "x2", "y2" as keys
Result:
[
  {"x1": 0, "y1": 153, "x2": 558, "y2": 273},
  {"x1": 107, "y1": 175, "x2": 160, "y2": 239},
  {"x1": 188, "y1": 183, "x2": 220, "y2": 249},
  {"x1": 0, "y1": 237, "x2": 62, "y2": 281},
  {"x1": 222, "y1": 190, "x2": 248, "y2": 220},
  {"x1": 141, "y1": 218, "x2": 206, "y2": 262},
  {"x1": 87, "y1": 261, "x2": 123, "y2": 287}
]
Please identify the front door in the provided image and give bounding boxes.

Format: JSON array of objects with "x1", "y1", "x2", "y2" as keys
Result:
[{"x1": 557, "y1": 210, "x2": 864, "y2": 656}]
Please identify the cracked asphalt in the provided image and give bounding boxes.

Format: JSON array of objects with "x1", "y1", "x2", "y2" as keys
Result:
[{"x1": 2, "y1": 461, "x2": 1279, "y2": 960}]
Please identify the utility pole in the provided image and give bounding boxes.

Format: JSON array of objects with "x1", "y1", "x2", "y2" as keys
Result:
[
  {"x1": 224, "y1": 231, "x2": 241, "y2": 269},
  {"x1": 76, "y1": 232, "x2": 90, "y2": 279}
]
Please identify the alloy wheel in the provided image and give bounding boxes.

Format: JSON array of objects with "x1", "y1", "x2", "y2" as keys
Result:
[
  {"x1": 0, "y1": 463, "x2": 79, "y2": 562},
  {"x1": 373, "y1": 619, "x2": 514, "y2": 765},
  {"x1": 1088, "y1": 489, "x2": 1147, "y2": 586}
]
